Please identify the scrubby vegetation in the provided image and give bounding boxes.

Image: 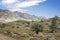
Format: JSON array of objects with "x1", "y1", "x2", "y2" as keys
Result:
[{"x1": 0, "y1": 16, "x2": 60, "y2": 40}]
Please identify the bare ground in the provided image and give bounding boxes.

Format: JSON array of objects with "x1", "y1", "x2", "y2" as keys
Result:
[{"x1": 0, "y1": 34, "x2": 17, "y2": 40}]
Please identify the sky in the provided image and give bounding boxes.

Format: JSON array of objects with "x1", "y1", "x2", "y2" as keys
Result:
[{"x1": 0, "y1": 0, "x2": 60, "y2": 18}]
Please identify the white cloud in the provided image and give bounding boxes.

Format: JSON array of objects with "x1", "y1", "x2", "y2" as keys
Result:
[
  {"x1": 2, "y1": 0, "x2": 18, "y2": 4},
  {"x1": 15, "y1": 1, "x2": 41, "y2": 8},
  {"x1": 9, "y1": 8, "x2": 28, "y2": 13},
  {"x1": 1, "y1": 0, "x2": 46, "y2": 11}
]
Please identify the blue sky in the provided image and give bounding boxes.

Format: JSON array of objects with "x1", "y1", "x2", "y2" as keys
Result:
[{"x1": 0, "y1": 0, "x2": 60, "y2": 18}]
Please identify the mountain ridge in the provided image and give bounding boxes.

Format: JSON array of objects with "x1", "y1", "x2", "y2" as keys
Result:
[{"x1": 0, "y1": 9, "x2": 46, "y2": 23}]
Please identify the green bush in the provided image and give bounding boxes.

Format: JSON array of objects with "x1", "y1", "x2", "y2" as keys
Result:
[
  {"x1": 0, "y1": 23, "x2": 6, "y2": 28},
  {"x1": 5, "y1": 29, "x2": 11, "y2": 34},
  {"x1": 31, "y1": 21, "x2": 44, "y2": 34},
  {"x1": 49, "y1": 16, "x2": 58, "y2": 33}
]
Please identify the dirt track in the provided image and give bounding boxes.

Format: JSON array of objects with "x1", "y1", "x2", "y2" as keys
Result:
[{"x1": 0, "y1": 34, "x2": 17, "y2": 40}]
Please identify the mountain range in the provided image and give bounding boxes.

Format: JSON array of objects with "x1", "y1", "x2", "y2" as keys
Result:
[{"x1": 0, "y1": 9, "x2": 46, "y2": 23}]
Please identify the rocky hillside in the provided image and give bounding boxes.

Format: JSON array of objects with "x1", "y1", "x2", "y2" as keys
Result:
[{"x1": 0, "y1": 9, "x2": 46, "y2": 23}]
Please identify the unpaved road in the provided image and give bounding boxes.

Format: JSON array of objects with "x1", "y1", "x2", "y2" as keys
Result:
[{"x1": 0, "y1": 34, "x2": 17, "y2": 40}]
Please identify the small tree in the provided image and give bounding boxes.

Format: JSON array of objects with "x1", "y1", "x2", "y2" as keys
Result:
[
  {"x1": 31, "y1": 21, "x2": 44, "y2": 34},
  {"x1": 49, "y1": 16, "x2": 58, "y2": 33}
]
